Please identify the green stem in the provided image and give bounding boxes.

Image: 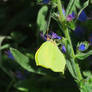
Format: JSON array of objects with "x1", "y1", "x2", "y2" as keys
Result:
[
  {"x1": 64, "y1": 28, "x2": 75, "y2": 57},
  {"x1": 57, "y1": 0, "x2": 83, "y2": 81},
  {"x1": 46, "y1": 8, "x2": 52, "y2": 31}
]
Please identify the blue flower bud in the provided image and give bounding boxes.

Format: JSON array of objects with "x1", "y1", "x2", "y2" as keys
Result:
[
  {"x1": 62, "y1": 45, "x2": 66, "y2": 53},
  {"x1": 78, "y1": 44, "x2": 86, "y2": 51}
]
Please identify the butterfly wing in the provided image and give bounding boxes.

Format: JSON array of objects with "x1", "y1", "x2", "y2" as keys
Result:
[{"x1": 35, "y1": 41, "x2": 66, "y2": 73}]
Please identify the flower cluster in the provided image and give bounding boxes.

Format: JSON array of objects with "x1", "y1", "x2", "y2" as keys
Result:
[{"x1": 40, "y1": 32, "x2": 62, "y2": 41}]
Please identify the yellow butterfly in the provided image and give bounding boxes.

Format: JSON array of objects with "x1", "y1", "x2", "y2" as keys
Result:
[{"x1": 35, "y1": 40, "x2": 66, "y2": 73}]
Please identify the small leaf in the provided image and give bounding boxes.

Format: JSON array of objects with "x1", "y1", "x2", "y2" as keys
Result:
[
  {"x1": 67, "y1": 21, "x2": 75, "y2": 30},
  {"x1": 37, "y1": 6, "x2": 48, "y2": 34},
  {"x1": 10, "y1": 48, "x2": 46, "y2": 75},
  {"x1": 75, "y1": 50, "x2": 92, "y2": 60},
  {"x1": 10, "y1": 48, "x2": 35, "y2": 73},
  {"x1": 66, "y1": 59, "x2": 76, "y2": 79},
  {"x1": 66, "y1": 0, "x2": 81, "y2": 15},
  {"x1": 83, "y1": 71, "x2": 92, "y2": 77},
  {"x1": 77, "y1": 0, "x2": 89, "y2": 20},
  {"x1": 0, "y1": 36, "x2": 6, "y2": 46},
  {"x1": 0, "y1": 44, "x2": 10, "y2": 50}
]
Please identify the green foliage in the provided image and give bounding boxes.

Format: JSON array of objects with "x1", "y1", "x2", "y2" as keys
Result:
[
  {"x1": 37, "y1": 5, "x2": 48, "y2": 34},
  {"x1": 0, "y1": 0, "x2": 91, "y2": 92},
  {"x1": 67, "y1": 21, "x2": 75, "y2": 30},
  {"x1": 0, "y1": 44, "x2": 10, "y2": 50},
  {"x1": 10, "y1": 48, "x2": 46, "y2": 75},
  {"x1": 79, "y1": 71, "x2": 92, "y2": 92},
  {"x1": 90, "y1": 0, "x2": 92, "y2": 3},
  {"x1": 0, "y1": 36, "x2": 6, "y2": 46},
  {"x1": 77, "y1": 0, "x2": 89, "y2": 20},
  {"x1": 66, "y1": 59, "x2": 76, "y2": 79},
  {"x1": 75, "y1": 50, "x2": 92, "y2": 60},
  {"x1": 66, "y1": 0, "x2": 81, "y2": 15},
  {"x1": 66, "y1": 0, "x2": 89, "y2": 21},
  {"x1": 10, "y1": 48, "x2": 35, "y2": 73},
  {"x1": 37, "y1": 0, "x2": 42, "y2": 3}
]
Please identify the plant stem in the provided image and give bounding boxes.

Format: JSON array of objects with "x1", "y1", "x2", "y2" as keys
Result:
[{"x1": 57, "y1": 0, "x2": 83, "y2": 81}]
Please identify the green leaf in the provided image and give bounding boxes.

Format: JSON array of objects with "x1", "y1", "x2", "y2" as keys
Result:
[
  {"x1": 10, "y1": 48, "x2": 46, "y2": 75},
  {"x1": 37, "y1": 0, "x2": 42, "y2": 3},
  {"x1": 0, "y1": 44, "x2": 10, "y2": 50},
  {"x1": 37, "y1": 6, "x2": 48, "y2": 34},
  {"x1": 66, "y1": 59, "x2": 76, "y2": 79},
  {"x1": 83, "y1": 71, "x2": 92, "y2": 77},
  {"x1": 75, "y1": 50, "x2": 92, "y2": 60},
  {"x1": 77, "y1": 0, "x2": 89, "y2": 20},
  {"x1": 67, "y1": 21, "x2": 75, "y2": 30},
  {"x1": 66, "y1": 0, "x2": 81, "y2": 15},
  {"x1": 10, "y1": 48, "x2": 35, "y2": 73},
  {"x1": 0, "y1": 36, "x2": 6, "y2": 46},
  {"x1": 90, "y1": 0, "x2": 92, "y2": 3},
  {"x1": 0, "y1": 36, "x2": 6, "y2": 66}
]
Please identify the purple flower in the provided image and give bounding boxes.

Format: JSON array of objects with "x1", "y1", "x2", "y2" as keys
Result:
[
  {"x1": 42, "y1": 0, "x2": 50, "y2": 4},
  {"x1": 5, "y1": 50, "x2": 14, "y2": 60},
  {"x1": 58, "y1": 7, "x2": 75, "y2": 21},
  {"x1": 78, "y1": 11, "x2": 87, "y2": 22},
  {"x1": 40, "y1": 32, "x2": 62, "y2": 41},
  {"x1": 51, "y1": 32, "x2": 62, "y2": 39},
  {"x1": 67, "y1": 12, "x2": 75, "y2": 21},
  {"x1": 61, "y1": 45, "x2": 66, "y2": 53},
  {"x1": 78, "y1": 44, "x2": 86, "y2": 51}
]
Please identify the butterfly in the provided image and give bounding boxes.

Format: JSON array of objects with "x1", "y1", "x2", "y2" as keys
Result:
[{"x1": 35, "y1": 40, "x2": 66, "y2": 73}]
